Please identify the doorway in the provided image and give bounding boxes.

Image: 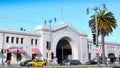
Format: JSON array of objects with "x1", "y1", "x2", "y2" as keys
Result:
[{"x1": 56, "y1": 38, "x2": 72, "y2": 64}]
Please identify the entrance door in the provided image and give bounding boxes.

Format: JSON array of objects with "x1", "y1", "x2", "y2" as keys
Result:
[
  {"x1": 56, "y1": 39, "x2": 72, "y2": 64},
  {"x1": 7, "y1": 53, "x2": 11, "y2": 61}
]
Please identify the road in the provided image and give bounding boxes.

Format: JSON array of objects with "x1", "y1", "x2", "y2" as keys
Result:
[{"x1": 0, "y1": 64, "x2": 120, "y2": 68}]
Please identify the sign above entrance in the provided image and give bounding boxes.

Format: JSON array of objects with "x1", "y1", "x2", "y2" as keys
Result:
[{"x1": 10, "y1": 45, "x2": 23, "y2": 49}]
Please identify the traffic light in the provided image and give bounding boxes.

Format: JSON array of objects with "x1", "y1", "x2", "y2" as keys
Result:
[{"x1": 92, "y1": 33, "x2": 96, "y2": 45}]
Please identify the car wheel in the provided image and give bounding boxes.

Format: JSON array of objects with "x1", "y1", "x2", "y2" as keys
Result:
[
  {"x1": 31, "y1": 64, "x2": 34, "y2": 67},
  {"x1": 67, "y1": 63, "x2": 70, "y2": 65},
  {"x1": 26, "y1": 64, "x2": 29, "y2": 67},
  {"x1": 42, "y1": 64, "x2": 44, "y2": 67}
]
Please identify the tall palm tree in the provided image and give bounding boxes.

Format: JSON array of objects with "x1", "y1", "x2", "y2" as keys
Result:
[{"x1": 89, "y1": 9, "x2": 117, "y2": 64}]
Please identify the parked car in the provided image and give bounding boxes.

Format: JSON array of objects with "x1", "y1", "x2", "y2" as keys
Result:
[
  {"x1": 86, "y1": 59, "x2": 103, "y2": 65},
  {"x1": 63, "y1": 59, "x2": 81, "y2": 65},
  {"x1": 20, "y1": 60, "x2": 33, "y2": 66},
  {"x1": 27, "y1": 60, "x2": 46, "y2": 67},
  {"x1": 85, "y1": 60, "x2": 97, "y2": 65}
]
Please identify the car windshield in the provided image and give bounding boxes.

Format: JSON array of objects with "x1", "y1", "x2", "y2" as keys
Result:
[
  {"x1": 24, "y1": 60, "x2": 32, "y2": 62},
  {"x1": 63, "y1": 59, "x2": 71, "y2": 63},
  {"x1": 32, "y1": 60, "x2": 43, "y2": 62}
]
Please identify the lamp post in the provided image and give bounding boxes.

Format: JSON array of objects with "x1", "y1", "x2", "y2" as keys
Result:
[
  {"x1": 93, "y1": 6, "x2": 100, "y2": 68},
  {"x1": 45, "y1": 18, "x2": 56, "y2": 64},
  {"x1": 87, "y1": 4, "x2": 107, "y2": 68},
  {"x1": 47, "y1": 18, "x2": 56, "y2": 50}
]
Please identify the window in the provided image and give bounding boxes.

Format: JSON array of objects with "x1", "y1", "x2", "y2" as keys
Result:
[
  {"x1": 31, "y1": 39, "x2": 33, "y2": 45},
  {"x1": 11, "y1": 37, "x2": 14, "y2": 43},
  {"x1": 31, "y1": 39, "x2": 38, "y2": 45},
  {"x1": 21, "y1": 38, "x2": 24, "y2": 44},
  {"x1": 1, "y1": 49, "x2": 6, "y2": 53},
  {"x1": 35, "y1": 39, "x2": 38, "y2": 45},
  {"x1": 6, "y1": 36, "x2": 9, "y2": 43},
  {"x1": 16, "y1": 37, "x2": 19, "y2": 44}
]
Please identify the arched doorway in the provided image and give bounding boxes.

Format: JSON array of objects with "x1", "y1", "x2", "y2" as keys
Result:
[
  {"x1": 108, "y1": 53, "x2": 116, "y2": 63},
  {"x1": 56, "y1": 38, "x2": 72, "y2": 64},
  {"x1": 108, "y1": 53, "x2": 115, "y2": 58}
]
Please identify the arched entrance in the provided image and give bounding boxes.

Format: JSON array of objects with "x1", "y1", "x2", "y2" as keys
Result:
[
  {"x1": 108, "y1": 53, "x2": 116, "y2": 63},
  {"x1": 56, "y1": 38, "x2": 72, "y2": 64},
  {"x1": 108, "y1": 53, "x2": 115, "y2": 58}
]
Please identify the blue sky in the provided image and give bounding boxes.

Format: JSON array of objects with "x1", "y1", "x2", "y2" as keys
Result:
[{"x1": 0, "y1": 0, "x2": 120, "y2": 42}]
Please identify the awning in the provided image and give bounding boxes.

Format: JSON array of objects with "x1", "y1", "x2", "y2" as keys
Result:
[
  {"x1": 18, "y1": 49, "x2": 25, "y2": 53},
  {"x1": 7, "y1": 48, "x2": 16, "y2": 53},
  {"x1": 31, "y1": 48, "x2": 40, "y2": 54}
]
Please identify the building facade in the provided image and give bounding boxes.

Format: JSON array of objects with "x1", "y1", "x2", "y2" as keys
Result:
[
  {"x1": 88, "y1": 39, "x2": 120, "y2": 62},
  {"x1": 0, "y1": 22, "x2": 120, "y2": 64}
]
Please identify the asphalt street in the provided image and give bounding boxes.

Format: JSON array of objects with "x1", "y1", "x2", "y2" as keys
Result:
[{"x1": 0, "y1": 64, "x2": 120, "y2": 68}]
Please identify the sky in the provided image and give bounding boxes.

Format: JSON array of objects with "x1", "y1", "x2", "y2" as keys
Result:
[{"x1": 0, "y1": 0, "x2": 120, "y2": 42}]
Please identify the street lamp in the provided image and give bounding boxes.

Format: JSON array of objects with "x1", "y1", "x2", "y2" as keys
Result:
[
  {"x1": 45, "y1": 18, "x2": 56, "y2": 50},
  {"x1": 87, "y1": 4, "x2": 107, "y2": 68},
  {"x1": 45, "y1": 18, "x2": 56, "y2": 64}
]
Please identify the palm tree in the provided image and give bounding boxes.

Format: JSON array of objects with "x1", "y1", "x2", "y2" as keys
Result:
[{"x1": 89, "y1": 9, "x2": 117, "y2": 64}]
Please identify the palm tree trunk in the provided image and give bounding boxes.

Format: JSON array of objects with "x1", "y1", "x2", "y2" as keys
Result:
[{"x1": 101, "y1": 34, "x2": 107, "y2": 65}]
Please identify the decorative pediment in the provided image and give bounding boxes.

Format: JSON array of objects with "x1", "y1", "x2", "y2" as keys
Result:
[
  {"x1": 35, "y1": 22, "x2": 88, "y2": 37},
  {"x1": 53, "y1": 22, "x2": 88, "y2": 37}
]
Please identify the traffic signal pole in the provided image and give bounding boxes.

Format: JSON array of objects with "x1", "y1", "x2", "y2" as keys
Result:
[
  {"x1": 87, "y1": 4, "x2": 107, "y2": 68},
  {"x1": 94, "y1": 7, "x2": 100, "y2": 68}
]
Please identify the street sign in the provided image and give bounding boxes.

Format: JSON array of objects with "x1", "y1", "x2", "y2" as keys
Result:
[
  {"x1": 47, "y1": 50, "x2": 52, "y2": 60},
  {"x1": 94, "y1": 47, "x2": 100, "y2": 53}
]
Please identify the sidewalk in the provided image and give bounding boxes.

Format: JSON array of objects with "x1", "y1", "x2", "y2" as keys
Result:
[
  {"x1": 86, "y1": 64, "x2": 120, "y2": 68},
  {"x1": 0, "y1": 64, "x2": 119, "y2": 68},
  {"x1": 44, "y1": 64, "x2": 120, "y2": 68}
]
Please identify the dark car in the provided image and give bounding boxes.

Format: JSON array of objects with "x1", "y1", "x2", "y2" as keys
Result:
[
  {"x1": 85, "y1": 59, "x2": 102, "y2": 65},
  {"x1": 85, "y1": 60, "x2": 97, "y2": 65},
  {"x1": 63, "y1": 59, "x2": 81, "y2": 65},
  {"x1": 20, "y1": 60, "x2": 33, "y2": 66}
]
